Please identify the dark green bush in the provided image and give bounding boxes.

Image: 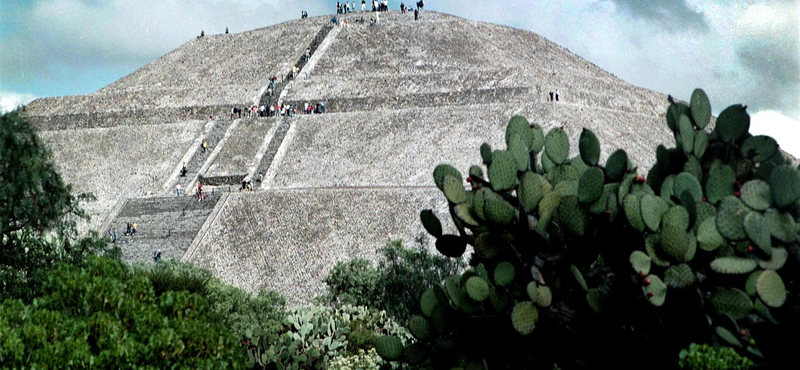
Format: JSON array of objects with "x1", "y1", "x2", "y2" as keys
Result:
[
  {"x1": 319, "y1": 239, "x2": 465, "y2": 321},
  {"x1": 0, "y1": 256, "x2": 243, "y2": 368}
]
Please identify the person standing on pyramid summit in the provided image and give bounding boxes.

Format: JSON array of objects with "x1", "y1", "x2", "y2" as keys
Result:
[{"x1": 362, "y1": 0, "x2": 366, "y2": 12}]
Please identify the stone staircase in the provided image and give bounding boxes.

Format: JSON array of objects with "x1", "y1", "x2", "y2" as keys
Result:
[
  {"x1": 252, "y1": 117, "x2": 292, "y2": 190},
  {"x1": 111, "y1": 192, "x2": 223, "y2": 264},
  {"x1": 177, "y1": 119, "x2": 234, "y2": 191}
]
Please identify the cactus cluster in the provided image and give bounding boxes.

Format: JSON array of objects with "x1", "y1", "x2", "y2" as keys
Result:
[
  {"x1": 377, "y1": 89, "x2": 799, "y2": 369},
  {"x1": 243, "y1": 306, "x2": 350, "y2": 369}
]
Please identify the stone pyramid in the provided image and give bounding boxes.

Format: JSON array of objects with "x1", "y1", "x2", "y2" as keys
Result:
[{"x1": 22, "y1": 11, "x2": 674, "y2": 306}]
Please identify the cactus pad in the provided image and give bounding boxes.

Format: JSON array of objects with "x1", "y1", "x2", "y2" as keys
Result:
[
  {"x1": 480, "y1": 142, "x2": 493, "y2": 165},
  {"x1": 586, "y1": 288, "x2": 609, "y2": 314},
  {"x1": 493, "y1": 261, "x2": 516, "y2": 287},
  {"x1": 697, "y1": 217, "x2": 725, "y2": 251},
  {"x1": 519, "y1": 172, "x2": 551, "y2": 213},
  {"x1": 743, "y1": 211, "x2": 772, "y2": 254},
  {"x1": 579, "y1": 128, "x2": 601, "y2": 166},
  {"x1": 690, "y1": 88, "x2": 712, "y2": 129},
  {"x1": 536, "y1": 191, "x2": 563, "y2": 233},
  {"x1": 641, "y1": 194, "x2": 668, "y2": 231},
  {"x1": 408, "y1": 315, "x2": 432, "y2": 340},
  {"x1": 667, "y1": 102, "x2": 691, "y2": 132},
  {"x1": 506, "y1": 115, "x2": 534, "y2": 149},
  {"x1": 665, "y1": 264, "x2": 696, "y2": 289},
  {"x1": 710, "y1": 257, "x2": 757, "y2": 274},
  {"x1": 511, "y1": 301, "x2": 539, "y2": 335},
  {"x1": 578, "y1": 167, "x2": 604, "y2": 204},
  {"x1": 673, "y1": 172, "x2": 703, "y2": 203},
  {"x1": 454, "y1": 203, "x2": 480, "y2": 227},
  {"x1": 534, "y1": 285, "x2": 553, "y2": 307},
  {"x1": 714, "y1": 104, "x2": 750, "y2": 143},
  {"x1": 754, "y1": 298, "x2": 779, "y2": 325},
  {"x1": 545, "y1": 127, "x2": 570, "y2": 165},
  {"x1": 435, "y1": 234, "x2": 467, "y2": 258},
  {"x1": 710, "y1": 288, "x2": 752, "y2": 320},
  {"x1": 420, "y1": 289, "x2": 440, "y2": 317},
  {"x1": 756, "y1": 270, "x2": 787, "y2": 307},
  {"x1": 693, "y1": 130, "x2": 710, "y2": 158},
  {"x1": 740, "y1": 135, "x2": 778, "y2": 162},
  {"x1": 468, "y1": 165, "x2": 484, "y2": 179},
  {"x1": 758, "y1": 247, "x2": 788, "y2": 270},
  {"x1": 488, "y1": 150, "x2": 519, "y2": 192},
  {"x1": 375, "y1": 335, "x2": 404, "y2": 361},
  {"x1": 624, "y1": 194, "x2": 646, "y2": 232},
  {"x1": 715, "y1": 326, "x2": 743, "y2": 348},
  {"x1": 531, "y1": 124, "x2": 545, "y2": 153},
  {"x1": 420, "y1": 209, "x2": 443, "y2": 238},
  {"x1": 433, "y1": 164, "x2": 462, "y2": 190},
  {"x1": 679, "y1": 114, "x2": 695, "y2": 155},
  {"x1": 465, "y1": 276, "x2": 490, "y2": 302},
  {"x1": 555, "y1": 179, "x2": 578, "y2": 197},
  {"x1": 443, "y1": 175, "x2": 468, "y2": 204},
  {"x1": 765, "y1": 209, "x2": 797, "y2": 243},
  {"x1": 508, "y1": 135, "x2": 530, "y2": 172},
  {"x1": 559, "y1": 196, "x2": 587, "y2": 235},
  {"x1": 740, "y1": 180, "x2": 771, "y2": 211},
  {"x1": 571, "y1": 264, "x2": 588, "y2": 291},
  {"x1": 643, "y1": 274, "x2": 667, "y2": 307},
  {"x1": 646, "y1": 234, "x2": 671, "y2": 267},
  {"x1": 769, "y1": 165, "x2": 800, "y2": 209},
  {"x1": 485, "y1": 199, "x2": 516, "y2": 225},
  {"x1": 526, "y1": 281, "x2": 539, "y2": 302},
  {"x1": 745, "y1": 271, "x2": 761, "y2": 296},
  {"x1": 706, "y1": 163, "x2": 735, "y2": 204},
  {"x1": 716, "y1": 206, "x2": 748, "y2": 241},
  {"x1": 683, "y1": 156, "x2": 703, "y2": 182},
  {"x1": 630, "y1": 250, "x2": 651, "y2": 276},
  {"x1": 605, "y1": 149, "x2": 629, "y2": 182},
  {"x1": 661, "y1": 206, "x2": 692, "y2": 260}
]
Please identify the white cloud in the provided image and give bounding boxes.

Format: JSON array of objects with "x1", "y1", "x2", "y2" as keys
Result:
[
  {"x1": 750, "y1": 110, "x2": 800, "y2": 160},
  {"x1": 0, "y1": 90, "x2": 38, "y2": 114}
]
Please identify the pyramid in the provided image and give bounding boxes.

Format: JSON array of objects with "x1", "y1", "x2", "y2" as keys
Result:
[{"x1": 22, "y1": 11, "x2": 674, "y2": 306}]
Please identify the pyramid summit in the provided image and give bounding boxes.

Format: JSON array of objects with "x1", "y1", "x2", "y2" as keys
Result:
[{"x1": 22, "y1": 11, "x2": 674, "y2": 306}]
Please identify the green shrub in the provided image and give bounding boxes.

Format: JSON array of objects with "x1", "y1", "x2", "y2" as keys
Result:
[
  {"x1": 0, "y1": 256, "x2": 243, "y2": 368},
  {"x1": 132, "y1": 259, "x2": 213, "y2": 296},
  {"x1": 679, "y1": 343, "x2": 754, "y2": 370},
  {"x1": 205, "y1": 278, "x2": 286, "y2": 340},
  {"x1": 132, "y1": 259, "x2": 286, "y2": 341},
  {"x1": 319, "y1": 239, "x2": 465, "y2": 321}
]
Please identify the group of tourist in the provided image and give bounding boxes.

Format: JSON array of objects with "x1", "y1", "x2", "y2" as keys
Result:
[{"x1": 337, "y1": 0, "x2": 395, "y2": 14}]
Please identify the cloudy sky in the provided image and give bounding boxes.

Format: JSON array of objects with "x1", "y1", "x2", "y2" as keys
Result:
[{"x1": 1, "y1": 0, "x2": 798, "y2": 156}]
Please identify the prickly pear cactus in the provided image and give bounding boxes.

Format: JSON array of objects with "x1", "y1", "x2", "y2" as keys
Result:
[{"x1": 377, "y1": 91, "x2": 799, "y2": 369}]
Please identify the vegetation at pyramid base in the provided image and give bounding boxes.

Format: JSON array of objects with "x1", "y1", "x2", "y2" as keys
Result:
[
  {"x1": 377, "y1": 89, "x2": 800, "y2": 369},
  {"x1": 317, "y1": 239, "x2": 465, "y2": 323},
  {"x1": 0, "y1": 256, "x2": 245, "y2": 369}
]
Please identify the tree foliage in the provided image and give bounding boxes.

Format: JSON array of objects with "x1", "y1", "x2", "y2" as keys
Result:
[
  {"x1": 0, "y1": 111, "x2": 111, "y2": 301},
  {"x1": 0, "y1": 256, "x2": 244, "y2": 368},
  {"x1": 319, "y1": 239, "x2": 465, "y2": 322}
]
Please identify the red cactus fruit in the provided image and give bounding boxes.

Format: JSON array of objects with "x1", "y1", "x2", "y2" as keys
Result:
[
  {"x1": 646, "y1": 292, "x2": 654, "y2": 298},
  {"x1": 747, "y1": 246, "x2": 754, "y2": 253},
  {"x1": 643, "y1": 278, "x2": 651, "y2": 286},
  {"x1": 639, "y1": 271, "x2": 646, "y2": 277},
  {"x1": 734, "y1": 191, "x2": 741, "y2": 198},
  {"x1": 702, "y1": 197, "x2": 707, "y2": 203},
  {"x1": 466, "y1": 176, "x2": 472, "y2": 183},
  {"x1": 739, "y1": 329, "x2": 747, "y2": 337}
]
